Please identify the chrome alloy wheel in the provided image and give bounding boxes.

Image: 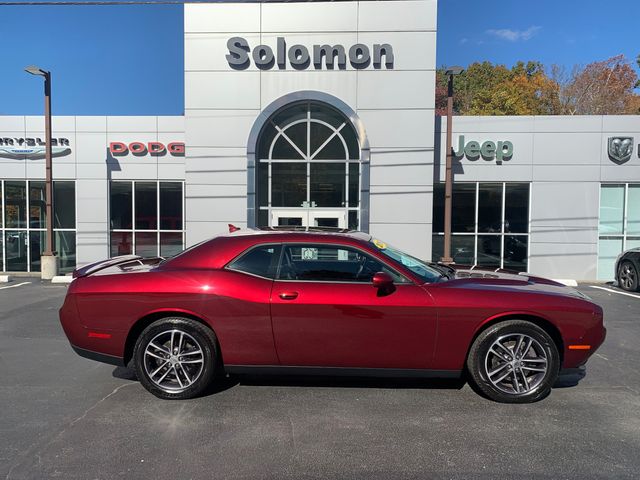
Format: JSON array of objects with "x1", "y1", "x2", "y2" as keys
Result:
[
  {"x1": 619, "y1": 262, "x2": 637, "y2": 290},
  {"x1": 484, "y1": 333, "x2": 548, "y2": 395},
  {"x1": 143, "y1": 329, "x2": 205, "y2": 393}
]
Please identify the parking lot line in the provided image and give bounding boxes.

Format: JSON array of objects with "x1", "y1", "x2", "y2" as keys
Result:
[
  {"x1": 590, "y1": 285, "x2": 640, "y2": 300},
  {"x1": 0, "y1": 281, "x2": 31, "y2": 290}
]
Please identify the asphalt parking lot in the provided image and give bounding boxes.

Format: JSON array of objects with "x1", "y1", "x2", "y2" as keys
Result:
[{"x1": 1, "y1": 280, "x2": 639, "y2": 479}]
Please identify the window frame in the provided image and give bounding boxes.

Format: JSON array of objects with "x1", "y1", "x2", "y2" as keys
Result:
[
  {"x1": 276, "y1": 242, "x2": 413, "y2": 285},
  {"x1": 109, "y1": 180, "x2": 185, "y2": 258},
  {"x1": 432, "y1": 182, "x2": 531, "y2": 271},
  {"x1": 1, "y1": 179, "x2": 77, "y2": 273},
  {"x1": 255, "y1": 100, "x2": 362, "y2": 230},
  {"x1": 597, "y1": 183, "x2": 640, "y2": 280}
]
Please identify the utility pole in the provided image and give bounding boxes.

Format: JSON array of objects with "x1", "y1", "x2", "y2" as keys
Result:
[
  {"x1": 25, "y1": 65, "x2": 58, "y2": 279},
  {"x1": 440, "y1": 66, "x2": 463, "y2": 265}
]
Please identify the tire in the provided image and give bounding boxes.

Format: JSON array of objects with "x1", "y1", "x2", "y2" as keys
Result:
[
  {"x1": 133, "y1": 317, "x2": 218, "y2": 400},
  {"x1": 618, "y1": 260, "x2": 639, "y2": 292},
  {"x1": 466, "y1": 320, "x2": 560, "y2": 404}
]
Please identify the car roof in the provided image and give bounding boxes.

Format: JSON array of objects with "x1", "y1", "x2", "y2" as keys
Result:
[
  {"x1": 162, "y1": 228, "x2": 374, "y2": 271},
  {"x1": 222, "y1": 227, "x2": 372, "y2": 241}
]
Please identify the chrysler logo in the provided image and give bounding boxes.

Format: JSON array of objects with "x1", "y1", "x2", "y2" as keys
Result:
[
  {"x1": 608, "y1": 137, "x2": 634, "y2": 164},
  {"x1": 0, "y1": 137, "x2": 71, "y2": 160}
]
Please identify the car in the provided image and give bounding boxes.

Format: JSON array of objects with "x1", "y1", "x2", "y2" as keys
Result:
[
  {"x1": 59, "y1": 228, "x2": 606, "y2": 403},
  {"x1": 615, "y1": 247, "x2": 640, "y2": 292}
]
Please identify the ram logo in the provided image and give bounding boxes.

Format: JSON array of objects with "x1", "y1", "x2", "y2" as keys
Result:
[{"x1": 608, "y1": 137, "x2": 634, "y2": 164}]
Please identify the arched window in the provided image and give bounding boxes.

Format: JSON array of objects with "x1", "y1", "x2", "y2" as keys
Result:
[{"x1": 254, "y1": 100, "x2": 363, "y2": 230}]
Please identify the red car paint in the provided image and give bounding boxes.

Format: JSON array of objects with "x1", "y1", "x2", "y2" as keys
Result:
[{"x1": 59, "y1": 230, "x2": 606, "y2": 374}]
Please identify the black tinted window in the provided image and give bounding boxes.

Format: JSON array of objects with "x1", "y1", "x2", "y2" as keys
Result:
[
  {"x1": 229, "y1": 245, "x2": 282, "y2": 279},
  {"x1": 280, "y1": 244, "x2": 404, "y2": 283}
]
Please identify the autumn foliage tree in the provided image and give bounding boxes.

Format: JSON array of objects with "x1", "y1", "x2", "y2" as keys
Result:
[
  {"x1": 557, "y1": 55, "x2": 638, "y2": 115},
  {"x1": 437, "y1": 55, "x2": 640, "y2": 116}
]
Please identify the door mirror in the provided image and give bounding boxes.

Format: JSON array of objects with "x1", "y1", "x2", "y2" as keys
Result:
[{"x1": 372, "y1": 271, "x2": 394, "y2": 290}]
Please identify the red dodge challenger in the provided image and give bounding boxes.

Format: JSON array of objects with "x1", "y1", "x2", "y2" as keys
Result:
[{"x1": 59, "y1": 228, "x2": 606, "y2": 403}]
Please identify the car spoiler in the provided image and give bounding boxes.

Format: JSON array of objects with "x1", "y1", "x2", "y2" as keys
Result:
[{"x1": 72, "y1": 255, "x2": 164, "y2": 278}]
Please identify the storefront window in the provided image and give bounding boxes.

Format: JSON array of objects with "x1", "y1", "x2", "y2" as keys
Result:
[
  {"x1": 452, "y1": 183, "x2": 476, "y2": 233},
  {"x1": 1, "y1": 180, "x2": 76, "y2": 273},
  {"x1": 478, "y1": 183, "x2": 502, "y2": 233},
  {"x1": 29, "y1": 182, "x2": 46, "y2": 229},
  {"x1": 135, "y1": 182, "x2": 158, "y2": 230},
  {"x1": 160, "y1": 182, "x2": 183, "y2": 230},
  {"x1": 310, "y1": 163, "x2": 346, "y2": 207},
  {"x1": 505, "y1": 183, "x2": 529, "y2": 233},
  {"x1": 599, "y1": 185, "x2": 625, "y2": 235},
  {"x1": 432, "y1": 182, "x2": 530, "y2": 271},
  {"x1": 5, "y1": 181, "x2": 27, "y2": 229},
  {"x1": 271, "y1": 163, "x2": 306, "y2": 207},
  {"x1": 109, "y1": 181, "x2": 184, "y2": 258},
  {"x1": 255, "y1": 100, "x2": 361, "y2": 229},
  {"x1": 54, "y1": 181, "x2": 76, "y2": 229},
  {"x1": 110, "y1": 182, "x2": 132, "y2": 229},
  {"x1": 598, "y1": 183, "x2": 640, "y2": 280}
]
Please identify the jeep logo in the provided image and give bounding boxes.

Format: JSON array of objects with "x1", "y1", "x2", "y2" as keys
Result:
[
  {"x1": 226, "y1": 37, "x2": 394, "y2": 70},
  {"x1": 454, "y1": 135, "x2": 514, "y2": 163}
]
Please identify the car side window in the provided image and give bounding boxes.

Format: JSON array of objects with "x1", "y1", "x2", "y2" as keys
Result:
[
  {"x1": 279, "y1": 244, "x2": 407, "y2": 283},
  {"x1": 228, "y1": 245, "x2": 282, "y2": 279}
]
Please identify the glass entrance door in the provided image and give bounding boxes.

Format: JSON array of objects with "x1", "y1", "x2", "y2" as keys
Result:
[{"x1": 271, "y1": 210, "x2": 346, "y2": 229}]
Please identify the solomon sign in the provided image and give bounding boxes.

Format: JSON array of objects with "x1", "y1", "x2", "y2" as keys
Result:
[{"x1": 226, "y1": 37, "x2": 394, "y2": 70}]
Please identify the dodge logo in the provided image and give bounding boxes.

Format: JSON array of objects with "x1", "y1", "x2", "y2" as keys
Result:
[{"x1": 608, "y1": 137, "x2": 634, "y2": 164}]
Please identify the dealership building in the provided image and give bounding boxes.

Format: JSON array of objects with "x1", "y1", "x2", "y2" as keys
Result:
[{"x1": 1, "y1": 0, "x2": 639, "y2": 281}]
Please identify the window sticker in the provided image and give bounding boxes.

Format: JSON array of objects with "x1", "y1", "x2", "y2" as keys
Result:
[
  {"x1": 301, "y1": 247, "x2": 318, "y2": 260},
  {"x1": 372, "y1": 239, "x2": 387, "y2": 250}
]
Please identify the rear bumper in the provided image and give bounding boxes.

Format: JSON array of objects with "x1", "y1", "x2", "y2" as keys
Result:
[{"x1": 71, "y1": 344, "x2": 125, "y2": 367}]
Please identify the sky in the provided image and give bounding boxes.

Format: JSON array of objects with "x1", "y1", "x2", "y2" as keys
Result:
[{"x1": 0, "y1": 0, "x2": 639, "y2": 116}]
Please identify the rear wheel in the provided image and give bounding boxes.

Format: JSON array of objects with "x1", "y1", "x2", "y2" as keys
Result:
[
  {"x1": 133, "y1": 317, "x2": 218, "y2": 400},
  {"x1": 466, "y1": 320, "x2": 560, "y2": 403},
  {"x1": 618, "y1": 260, "x2": 639, "y2": 292}
]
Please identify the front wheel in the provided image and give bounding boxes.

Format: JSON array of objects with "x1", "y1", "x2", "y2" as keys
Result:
[
  {"x1": 466, "y1": 320, "x2": 560, "y2": 403},
  {"x1": 133, "y1": 317, "x2": 218, "y2": 400}
]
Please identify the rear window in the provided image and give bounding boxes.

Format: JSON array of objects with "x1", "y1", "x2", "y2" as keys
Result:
[{"x1": 227, "y1": 245, "x2": 282, "y2": 279}]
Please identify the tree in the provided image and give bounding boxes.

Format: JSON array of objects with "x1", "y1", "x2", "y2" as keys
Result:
[
  {"x1": 436, "y1": 61, "x2": 561, "y2": 115},
  {"x1": 559, "y1": 55, "x2": 639, "y2": 115},
  {"x1": 436, "y1": 55, "x2": 640, "y2": 116}
]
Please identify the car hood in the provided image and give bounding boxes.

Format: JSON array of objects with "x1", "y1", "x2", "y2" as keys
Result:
[{"x1": 437, "y1": 265, "x2": 589, "y2": 300}]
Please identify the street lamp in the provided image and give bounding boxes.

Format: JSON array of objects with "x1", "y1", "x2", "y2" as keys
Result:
[
  {"x1": 25, "y1": 65, "x2": 58, "y2": 280},
  {"x1": 440, "y1": 66, "x2": 464, "y2": 265}
]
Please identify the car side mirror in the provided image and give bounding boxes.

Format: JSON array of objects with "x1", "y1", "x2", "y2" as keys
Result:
[{"x1": 372, "y1": 271, "x2": 395, "y2": 294}]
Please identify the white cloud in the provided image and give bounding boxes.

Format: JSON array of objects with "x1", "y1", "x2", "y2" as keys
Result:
[
  {"x1": 486, "y1": 26, "x2": 541, "y2": 42},
  {"x1": 459, "y1": 37, "x2": 469, "y2": 45}
]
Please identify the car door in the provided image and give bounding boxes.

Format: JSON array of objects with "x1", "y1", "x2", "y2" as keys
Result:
[{"x1": 271, "y1": 243, "x2": 438, "y2": 369}]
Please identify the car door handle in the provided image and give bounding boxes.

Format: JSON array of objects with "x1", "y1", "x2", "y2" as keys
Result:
[{"x1": 279, "y1": 291, "x2": 298, "y2": 300}]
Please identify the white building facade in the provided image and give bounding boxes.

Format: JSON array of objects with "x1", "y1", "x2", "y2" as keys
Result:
[{"x1": 1, "y1": 0, "x2": 639, "y2": 282}]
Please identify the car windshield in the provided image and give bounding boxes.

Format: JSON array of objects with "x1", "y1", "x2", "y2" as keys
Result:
[{"x1": 370, "y1": 238, "x2": 444, "y2": 283}]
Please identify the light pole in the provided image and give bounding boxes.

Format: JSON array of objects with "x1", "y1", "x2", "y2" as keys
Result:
[
  {"x1": 440, "y1": 66, "x2": 463, "y2": 265},
  {"x1": 25, "y1": 65, "x2": 58, "y2": 280}
]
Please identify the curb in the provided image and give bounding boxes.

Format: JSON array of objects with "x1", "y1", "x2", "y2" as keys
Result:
[
  {"x1": 51, "y1": 276, "x2": 74, "y2": 284},
  {"x1": 0, "y1": 275, "x2": 11, "y2": 283}
]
